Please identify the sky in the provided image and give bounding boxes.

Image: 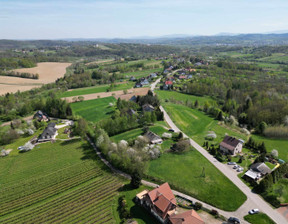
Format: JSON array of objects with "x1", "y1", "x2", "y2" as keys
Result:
[{"x1": 0, "y1": 0, "x2": 288, "y2": 39}]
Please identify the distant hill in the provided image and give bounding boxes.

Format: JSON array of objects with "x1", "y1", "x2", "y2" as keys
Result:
[{"x1": 1, "y1": 33, "x2": 288, "y2": 49}]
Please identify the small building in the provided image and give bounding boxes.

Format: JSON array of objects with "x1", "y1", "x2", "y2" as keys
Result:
[
  {"x1": 144, "y1": 131, "x2": 163, "y2": 144},
  {"x1": 126, "y1": 108, "x2": 137, "y2": 116},
  {"x1": 135, "y1": 83, "x2": 143, "y2": 88},
  {"x1": 243, "y1": 162, "x2": 272, "y2": 182},
  {"x1": 142, "y1": 104, "x2": 155, "y2": 112},
  {"x1": 219, "y1": 136, "x2": 243, "y2": 156},
  {"x1": 33, "y1": 110, "x2": 50, "y2": 122},
  {"x1": 169, "y1": 209, "x2": 205, "y2": 224},
  {"x1": 150, "y1": 73, "x2": 158, "y2": 78},
  {"x1": 140, "y1": 79, "x2": 150, "y2": 86},
  {"x1": 130, "y1": 76, "x2": 136, "y2": 81},
  {"x1": 129, "y1": 95, "x2": 137, "y2": 102},
  {"x1": 194, "y1": 62, "x2": 202, "y2": 66},
  {"x1": 38, "y1": 123, "x2": 57, "y2": 142}
]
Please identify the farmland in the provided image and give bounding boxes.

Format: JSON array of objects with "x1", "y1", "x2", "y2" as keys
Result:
[
  {"x1": 147, "y1": 149, "x2": 247, "y2": 211},
  {"x1": 70, "y1": 96, "x2": 116, "y2": 122},
  {"x1": 60, "y1": 82, "x2": 134, "y2": 98},
  {"x1": 0, "y1": 139, "x2": 122, "y2": 223},
  {"x1": 0, "y1": 62, "x2": 71, "y2": 95}
]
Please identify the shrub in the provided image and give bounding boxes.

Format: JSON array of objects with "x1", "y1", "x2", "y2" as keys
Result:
[
  {"x1": 210, "y1": 209, "x2": 219, "y2": 217},
  {"x1": 194, "y1": 202, "x2": 202, "y2": 210}
]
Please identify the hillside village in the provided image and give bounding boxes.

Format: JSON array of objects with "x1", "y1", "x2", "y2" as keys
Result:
[{"x1": 0, "y1": 43, "x2": 288, "y2": 224}]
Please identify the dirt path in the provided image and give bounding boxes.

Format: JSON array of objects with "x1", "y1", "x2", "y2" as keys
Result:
[{"x1": 0, "y1": 115, "x2": 34, "y2": 127}]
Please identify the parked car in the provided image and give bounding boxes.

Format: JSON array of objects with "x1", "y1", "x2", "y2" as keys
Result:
[
  {"x1": 168, "y1": 129, "x2": 175, "y2": 132},
  {"x1": 227, "y1": 162, "x2": 236, "y2": 165},
  {"x1": 233, "y1": 165, "x2": 240, "y2": 169},
  {"x1": 228, "y1": 217, "x2": 240, "y2": 224},
  {"x1": 18, "y1": 146, "x2": 25, "y2": 151},
  {"x1": 248, "y1": 208, "x2": 259, "y2": 214},
  {"x1": 237, "y1": 167, "x2": 244, "y2": 172}
]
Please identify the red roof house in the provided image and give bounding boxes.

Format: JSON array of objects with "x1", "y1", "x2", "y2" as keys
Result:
[{"x1": 169, "y1": 210, "x2": 205, "y2": 224}]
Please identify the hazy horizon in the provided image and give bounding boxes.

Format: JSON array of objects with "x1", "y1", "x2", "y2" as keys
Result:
[{"x1": 1, "y1": 0, "x2": 288, "y2": 39}]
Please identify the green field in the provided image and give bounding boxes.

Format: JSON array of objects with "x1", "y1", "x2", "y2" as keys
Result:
[
  {"x1": 60, "y1": 82, "x2": 134, "y2": 98},
  {"x1": 71, "y1": 96, "x2": 116, "y2": 122},
  {"x1": 244, "y1": 213, "x2": 275, "y2": 224},
  {"x1": 156, "y1": 90, "x2": 216, "y2": 107},
  {"x1": 0, "y1": 139, "x2": 122, "y2": 223},
  {"x1": 121, "y1": 68, "x2": 162, "y2": 78},
  {"x1": 147, "y1": 150, "x2": 247, "y2": 211}
]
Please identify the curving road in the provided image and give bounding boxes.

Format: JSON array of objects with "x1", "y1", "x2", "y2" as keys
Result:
[{"x1": 151, "y1": 79, "x2": 286, "y2": 224}]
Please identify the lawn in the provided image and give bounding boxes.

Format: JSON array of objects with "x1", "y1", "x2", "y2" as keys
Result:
[
  {"x1": 121, "y1": 68, "x2": 162, "y2": 78},
  {"x1": 244, "y1": 213, "x2": 275, "y2": 224},
  {"x1": 252, "y1": 135, "x2": 288, "y2": 161},
  {"x1": 147, "y1": 150, "x2": 246, "y2": 211},
  {"x1": 60, "y1": 82, "x2": 134, "y2": 98},
  {"x1": 110, "y1": 128, "x2": 143, "y2": 142},
  {"x1": 156, "y1": 90, "x2": 216, "y2": 107},
  {"x1": 113, "y1": 184, "x2": 158, "y2": 224},
  {"x1": 71, "y1": 96, "x2": 116, "y2": 122},
  {"x1": 162, "y1": 103, "x2": 247, "y2": 146}
]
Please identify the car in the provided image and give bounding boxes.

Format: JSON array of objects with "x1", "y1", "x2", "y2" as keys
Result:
[
  {"x1": 237, "y1": 167, "x2": 244, "y2": 172},
  {"x1": 168, "y1": 129, "x2": 175, "y2": 132},
  {"x1": 248, "y1": 208, "x2": 259, "y2": 214},
  {"x1": 233, "y1": 165, "x2": 240, "y2": 169},
  {"x1": 227, "y1": 162, "x2": 236, "y2": 165},
  {"x1": 18, "y1": 146, "x2": 25, "y2": 151},
  {"x1": 228, "y1": 217, "x2": 240, "y2": 224}
]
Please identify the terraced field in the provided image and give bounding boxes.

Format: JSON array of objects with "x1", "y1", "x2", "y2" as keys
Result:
[{"x1": 0, "y1": 139, "x2": 122, "y2": 223}]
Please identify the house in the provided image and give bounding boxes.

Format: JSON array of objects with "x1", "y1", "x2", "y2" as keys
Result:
[
  {"x1": 129, "y1": 95, "x2": 137, "y2": 102},
  {"x1": 33, "y1": 110, "x2": 50, "y2": 122},
  {"x1": 150, "y1": 73, "x2": 158, "y2": 78},
  {"x1": 179, "y1": 75, "x2": 187, "y2": 80},
  {"x1": 219, "y1": 136, "x2": 243, "y2": 156},
  {"x1": 243, "y1": 162, "x2": 272, "y2": 182},
  {"x1": 136, "y1": 183, "x2": 204, "y2": 224},
  {"x1": 135, "y1": 83, "x2": 143, "y2": 88},
  {"x1": 38, "y1": 123, "x2": 57, "y2": 142},
  {"x1": 140, "y1": 79, "x2": 150, "y2": 86},
  {"x1": 130, "y1": 76, "x2": 136, "y2": 81},
  {"x1": 136, "y1": 182, "x2": 177, "y2": 223},
  {"x1": 194, "y1": 62, "x2": 202, "y2": 66},
  {"x1": 126, "y1": 108, "x2": 137, "y2": 116},
  {"x1": 144, "y1": 131, "x2": 163, "y2": 144},
  {"x1": 142, "y1": 104, "x2": 155, "y2": 112},
  {"x1": 187, "y1": 74, "x2": 193, "y2": 79},
  {"x1": 169, "y1": 210, "x2": 205, "y2": 224}
]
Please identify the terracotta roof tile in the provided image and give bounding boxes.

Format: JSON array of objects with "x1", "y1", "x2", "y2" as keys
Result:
[{"x1": 169, "y1": 210, "x2": 205, "y2": 224}]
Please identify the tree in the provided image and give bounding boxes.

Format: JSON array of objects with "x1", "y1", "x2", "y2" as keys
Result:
[
  {"x1": 130, "y1": 170, "x2": 142, "y2": 189},
  {"x1": 271, "y1": 149, "x2": 278, "y2": 158},
  {"x1": 257, "y1": 121, "x2": 267, "y2": 134},
  {"x1": 73, "y1": 118, "x2": 88, "y2": 137},
  {"x1": 78, "y1": 96, "x2": 84, "y2": 102},
  {"x1": 217, "y1": 111, "x2": 223, "y2": 121},
  {"x1": 194, "y1": 100, "x2": 199, "y2": 108}
]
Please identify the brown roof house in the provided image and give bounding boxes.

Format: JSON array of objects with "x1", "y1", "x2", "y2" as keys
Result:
[
  {"x1": 136, "y1": 183, "x2": 205, "y2": 224},
  {"x1": 136, "y1": 182, "x2": 177, "y2": 223},
  {"x1": 144, "y1": 131, "x2": 163, "y2": 144},
  {"x1": 169, "y1": 210, "x2": 205, "y2": 224},
  {"x1": 219, "y1": 136, "x2": 244, "y2": 156}
]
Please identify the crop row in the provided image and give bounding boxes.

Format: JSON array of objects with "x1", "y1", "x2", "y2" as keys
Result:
[
  {"x1": 0, "y1": 161, "x2": 100, "y2": 203},
  {"x1": 1, "y1": 176, "x2": 121, "y2": 224},
  {"x1": 4, "y1": 175, "x2": 115, "y2": 223},
  {"x1": 0, "y1": 169, "x2": 103, "y2": 217}
]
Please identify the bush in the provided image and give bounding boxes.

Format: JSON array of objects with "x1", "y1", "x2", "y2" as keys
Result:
[
  {"x1": 194, "y1": 202, "x2": 202, "y2": 210},
  {"x1": 210, "y1": 209, "x2": 219, "y2": 217},
  {"x1": 262, "y1": 193, "x2": 280, "y2": 208}
]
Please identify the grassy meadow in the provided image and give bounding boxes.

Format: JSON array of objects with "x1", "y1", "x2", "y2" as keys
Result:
[
  {"x1": 147, "y1": 150, "x2": 247, "y2": 211},
  {"x1": 71, "y1": 96, "x2": 116, "y2": 122}
]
